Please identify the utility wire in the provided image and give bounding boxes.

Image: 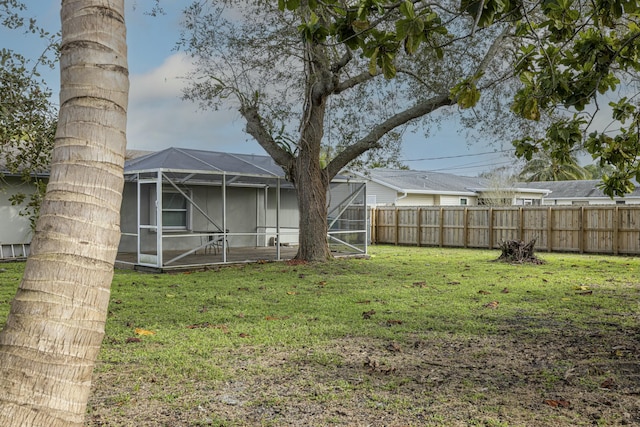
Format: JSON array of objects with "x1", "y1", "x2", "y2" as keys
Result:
[{"x1": 400, "y1": 149, "x2": 514, "y2": 162}]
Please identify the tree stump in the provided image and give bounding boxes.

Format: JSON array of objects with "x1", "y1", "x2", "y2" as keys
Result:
[{"x1": 495, "y1": 239, "x2": 544, "y2": 264}]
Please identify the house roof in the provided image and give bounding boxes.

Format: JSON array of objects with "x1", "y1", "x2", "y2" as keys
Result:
[
  {"x1": 1, "y1": 148, "x2": 153, "y2": 176},
  {"x1": 123, "y1": 147, "x2": 297, "y2": 189},
  {"x1": 516, "y1": 180, "x2": 640, "y2": 200},
  {"x1": 351, "y1": 169, "x2": 489, "y2": 196},
  {"x1": 125, "y1": 147, "x2": 285, "y2": 177}
]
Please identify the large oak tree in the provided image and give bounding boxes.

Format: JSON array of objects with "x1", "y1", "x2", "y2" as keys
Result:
[{"x1": 179, "y1": 0, "x2": 640, "y2": 261}]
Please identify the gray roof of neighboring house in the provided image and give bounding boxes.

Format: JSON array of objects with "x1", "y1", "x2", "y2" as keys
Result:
[
  {"x1": 354, "y1": 169, "x2": 490, "y2": 195},
  {"x1": 516, "y1": 180, "x2": 640, "y2": 199}
]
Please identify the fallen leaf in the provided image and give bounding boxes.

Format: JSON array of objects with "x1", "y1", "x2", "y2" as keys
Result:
[
  {"x1": 265, "y1": 315, "x2": 290, "y2": 321},
  {"x1": 364, "y1": 356, "x2": 379, "y2": 371},
  {"x1": 386, "y1": 319, "x2": 403, "y2": 325},
  {"x1": 574, "y1": 285, "x2": 589, "y2": 291},
  {"x1": 478, "y1": 290, "x2": 491, "y2": 295},
  {"x1": 165, "y1": 294, "x2": 175, "y2": 298},
  {"x1": 448, "y1": 281, "x2": 461, "y2": 285},
  {"x1": 287, "y1": 291, "x2": 297, "y2": 295},
  {"x1": 125, "y1": 337, "x2": 141, "y2": 343},
  {"x1": 576, "y1": 290, "x2": 593, "y2": 295},
  {"x1": 317, "y1": 281, "x2": 327, "y2": 287},
  {"x1": 238, "y1": 333, "x2": 250, "y2": 338},
  {"x1": 134, "y1": 328, "x2": 155, "y2": 336},
  {"x1": 238, "y1": 287, "x2": 250, "y2": 291},
  {"x1": 385, "y1": 342, "x2": 402, "y2": 352},
  {"x1": 412, "y1": 281, "x2": 427, "y2": 287},
  {"x1": 380, "y1": 366, "x2": 396, "y2": 374},
  {"x1": 601, "y1": 378, "x2": 616, "y2": 389},
  {"x1": 501, "y1": 287, "x2": 509, "y2": 293},
  {"x1": 544, "y1": 399, "x2": 570, "y2": 408},
  {"x1": 362, "y1": 310, "x2": 376, "y2": 319},
  {"x1": 484, "y1": 301, "x2": 499, "y2": 309},
  {"x1": 356, "y1": 300, "x2": 371, "y2": 304}
]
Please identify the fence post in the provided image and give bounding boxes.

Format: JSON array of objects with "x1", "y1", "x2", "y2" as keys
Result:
[
  {"x1": 547, "y1": 206, "x2": 553, "y2": 252},
  {"x1": 439, "y1": 207, "x2": 444, "y2": 247},
  {"x1": 370, "y1": 207, "x2": 377, "y2": 244},
  {"x1": 579, "y1": 206, "x2": 584, "y2": 254},
  {"x1": 416, "y1": 208, "x2": 422, "y2": 247},
  {"x1": 394, "y1": 208, "x2": 399, "y2": 245},
  {"x1": 488, "y1": 207, "x2": 494, "y2": 249},
  {"x1": 613, "y1": 206, "x2": 619, "y2": 255},
  {"x1": 463, "y1": 207, "x2": 469, "y2": 248},
  {"x1": 518, "y1": 207, "x2": 524, "y2": 241}
]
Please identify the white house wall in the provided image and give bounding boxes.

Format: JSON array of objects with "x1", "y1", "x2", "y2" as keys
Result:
[
  {"x1": 439, "y1": 195, "x2": 477, "y2": 206},
  {"x1": 0, "y1": 177, "x2": 36, "y2": 244},
  {"x1": 542, "y1": 198, "x2": 640, "y2": 206},
  {"x1": 365, "y1": 181, "x2": 398, "y2": 205},
  {"x1": 395, "y1": 194, "x2": 436, "y2": 206},
  {"x1": 264, "y1": 187, "x2": 299, "y2": 245}
]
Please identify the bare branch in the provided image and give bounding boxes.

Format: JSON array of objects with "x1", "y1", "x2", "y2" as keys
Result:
[{"x1": 326, "y1": 94, "x2": 454, "y2": 178}]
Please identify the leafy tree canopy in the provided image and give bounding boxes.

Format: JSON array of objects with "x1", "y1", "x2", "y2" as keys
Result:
[
  {"x1": 495, "y1": 0, "x2": 640, "y2": 196},
  {"x1": 0, "y1": 0, "x2": 58, "y2": 226}
]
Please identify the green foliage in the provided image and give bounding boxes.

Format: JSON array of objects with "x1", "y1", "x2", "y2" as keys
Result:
[
  {"x1": 450, "y1": 76, "x2": 482, "y2": 109},
  {"x1": 507, "y1": 0, "x2": 640, "y2": 196},
  {"x1": 515, "y1": 117, "x2": 589, "y2": 181},
  {"x1": 0, "y1": 1, "x2": 58, "y2": 228},
  {"x1": 583, "y1": 162, "x2": 616, "y2": 179}
]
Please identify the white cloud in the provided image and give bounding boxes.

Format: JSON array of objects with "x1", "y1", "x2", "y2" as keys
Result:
[{"x1": 126, "y1": 53, "x2": 264, "y2": 155}]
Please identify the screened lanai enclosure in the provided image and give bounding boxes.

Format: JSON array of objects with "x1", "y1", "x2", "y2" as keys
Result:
[{"x1": 116, "y1": 148, "x2": 368, "y2": 271}]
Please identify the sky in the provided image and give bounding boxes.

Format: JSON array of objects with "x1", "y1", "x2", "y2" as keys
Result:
[{"x1": 4, "y1": 1, "x2": 524, "y2": 176}]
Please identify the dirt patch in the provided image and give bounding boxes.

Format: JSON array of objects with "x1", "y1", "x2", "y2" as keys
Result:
[{"x1": 88, "y1": 321, "x2": 640, "y2": 426}]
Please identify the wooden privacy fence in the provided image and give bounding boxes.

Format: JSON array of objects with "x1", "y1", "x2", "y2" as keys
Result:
[{"x1": 370, "y1": 206, "x2": 640, "y2": 255}]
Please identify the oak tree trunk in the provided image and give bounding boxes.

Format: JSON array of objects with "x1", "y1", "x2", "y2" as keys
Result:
[
  {"x1": 0, "y1": 1, "x2": 128, "y2": 426},
  {"x1": 293, "y1": 150, "x2": 331, "y2": 262}
]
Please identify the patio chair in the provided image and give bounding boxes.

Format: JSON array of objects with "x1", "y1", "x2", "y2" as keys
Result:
[{"x1": 205, "y1": 229, "x2": 230, "y2": 255}]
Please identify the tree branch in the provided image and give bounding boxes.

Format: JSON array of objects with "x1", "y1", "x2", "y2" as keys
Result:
[
  {"x1": 239, "y1": 104, "x2": 294, "y2": 170},
  {"x1": 330, "y1": 48, "x2": 352, "y2": 73},
  {"x1": 326, "y1": 93, "x2": 454, "y2": 178},
  {"x1": 334, "y1": 70, "x2": 378, "y2": 94}
]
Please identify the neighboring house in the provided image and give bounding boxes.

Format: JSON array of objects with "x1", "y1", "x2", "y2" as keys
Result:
[
  {"x1": 0, "y1": 150, "x2": 51, "y2": 259},
  {"x1": 0, "y1": 175, "x2": 40, "y2": 258},
  {"x1": 0, "y1": 149, "x2": 150, "y2": 260},
  {"x1": 517, "y1": 180, "x2": 640, "y2": 205},
  {"x1": 346, "y1": 169, "x2": 550, "y2": 206}
]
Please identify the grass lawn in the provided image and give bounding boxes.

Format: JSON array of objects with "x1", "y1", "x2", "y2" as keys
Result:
[{"x1": 0, "y1": 245, "x2": 639, "y2": 426}]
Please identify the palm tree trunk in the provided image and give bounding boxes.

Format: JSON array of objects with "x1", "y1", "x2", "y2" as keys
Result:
[{"x1": 0, "y1": 1, "x2": 128, "y2": 426}]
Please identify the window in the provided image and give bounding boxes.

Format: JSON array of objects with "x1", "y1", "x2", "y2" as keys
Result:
[
  {"x1": 162, "y1": 191, "x2": 188, "y2": 229},
  {"x1": 460, "y1": 198, "x2": 468, "y2": 205}
]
